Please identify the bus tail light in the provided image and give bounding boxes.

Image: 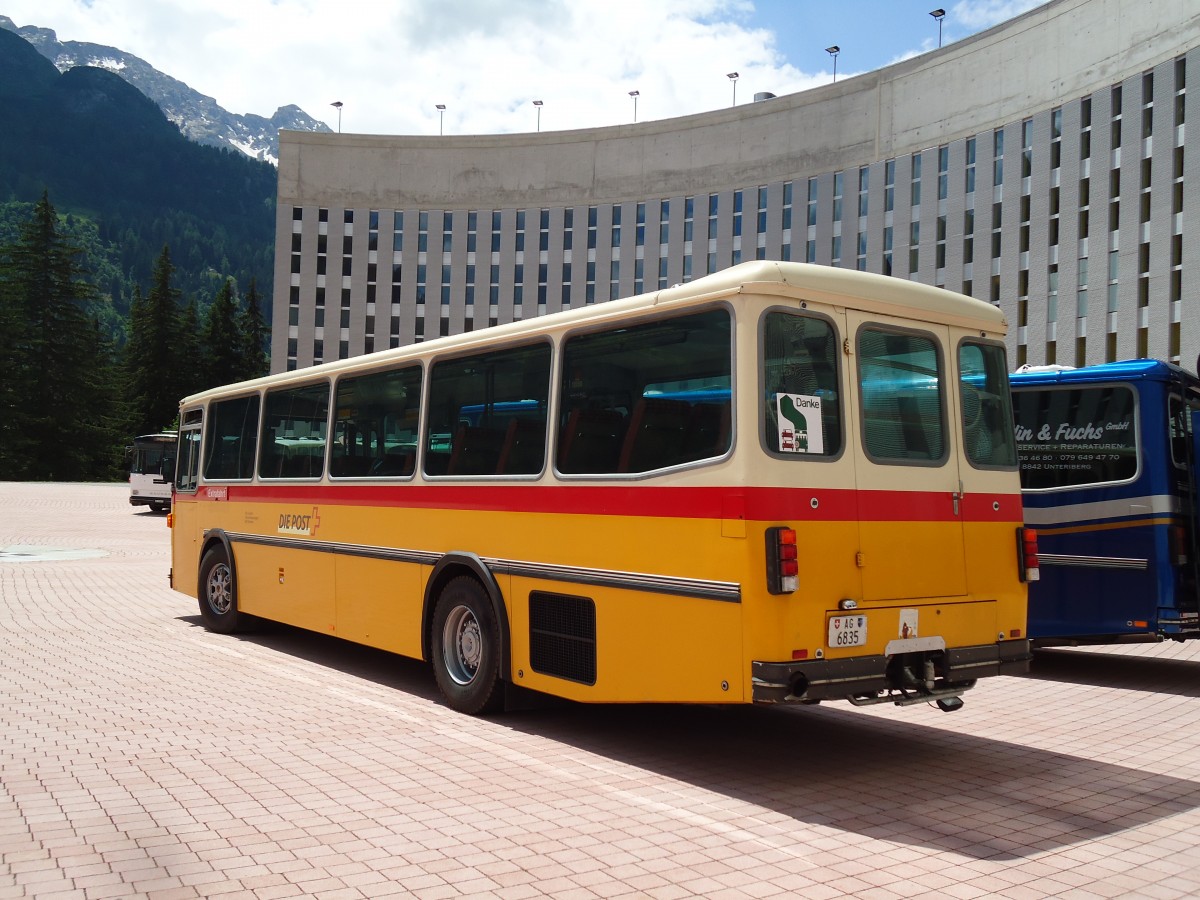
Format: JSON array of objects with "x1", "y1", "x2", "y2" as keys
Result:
[
  {"x1": 766, "y1": 526, "x2": 798, "y2": 594},
  {"x1": 1017, "y1": 527, "x2": 1039, "y2": 582},
  {"x1": 1171, "y1": 525, "x2": 1188, "y2": 566}
]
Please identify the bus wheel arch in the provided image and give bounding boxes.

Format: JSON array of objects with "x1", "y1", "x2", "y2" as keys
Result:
[
  {"x1": 423, "y1": 554, "x2": 510, "y2": 714},
  {"x1": 198, "y1": 531, "x2": 245, "y2": 634}
]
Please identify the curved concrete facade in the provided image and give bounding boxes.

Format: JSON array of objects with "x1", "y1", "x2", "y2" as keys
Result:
[{"x1": 273, "y1": 0, "x2": 1200, "y2": 372}]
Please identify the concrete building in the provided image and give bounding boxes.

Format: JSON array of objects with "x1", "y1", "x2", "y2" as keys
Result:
[{"x1": 272, "y1": 0, "x2": 1200, "y2": 374}]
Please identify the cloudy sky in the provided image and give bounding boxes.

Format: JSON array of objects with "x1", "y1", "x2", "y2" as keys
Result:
[{"x1": 4, "y1": 0, "x2": 1045, "y2": 136}]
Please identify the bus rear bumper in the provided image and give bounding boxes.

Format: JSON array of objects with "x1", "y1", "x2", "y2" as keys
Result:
[{"x1": 751, "y1": 639, "x2": 1032, "y2": 705}]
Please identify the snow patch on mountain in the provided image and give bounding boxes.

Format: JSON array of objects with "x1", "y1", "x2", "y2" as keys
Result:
[{"x1": 1, "y1": 15, "x2": 328, "y2": 163}]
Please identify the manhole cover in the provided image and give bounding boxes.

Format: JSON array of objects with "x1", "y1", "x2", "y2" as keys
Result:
[{"x1": 0, "y1": 545, "x2": 109, "y2": 562}]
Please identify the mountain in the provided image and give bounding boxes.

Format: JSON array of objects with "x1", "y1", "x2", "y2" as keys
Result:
[
  {"x1": 0, "y1": 24, "x2": 276, "y2": 325},
  {"x1": 0, "y1": 15, "x2": 330, "y2": 163}
]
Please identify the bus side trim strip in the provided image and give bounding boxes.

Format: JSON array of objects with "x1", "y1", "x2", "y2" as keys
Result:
[
  {"x1": 222, "y1": 532, "x2": 741, "y2": 602},
  {"x1": 1037, "y1": 553, "x2": 1149, "y2": 570}
]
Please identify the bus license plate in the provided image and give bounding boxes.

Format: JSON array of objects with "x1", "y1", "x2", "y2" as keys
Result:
[{"x1": 829, "y1": 614, "x2": 867, "y2": 648}]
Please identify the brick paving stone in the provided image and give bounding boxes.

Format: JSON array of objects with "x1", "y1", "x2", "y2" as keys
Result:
[{"x1": 8, "y1": 482, "x2": 1200, "y2": 898}]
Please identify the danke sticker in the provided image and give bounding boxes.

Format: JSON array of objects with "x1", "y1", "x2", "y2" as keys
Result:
[{"x1": 776, "y1": 393, "x2": 823, "y2": 454}]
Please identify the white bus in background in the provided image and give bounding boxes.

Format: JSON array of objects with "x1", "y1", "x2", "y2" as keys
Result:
[{"x1": 127, "y1": 432, "x2": 176, "y2": 512}]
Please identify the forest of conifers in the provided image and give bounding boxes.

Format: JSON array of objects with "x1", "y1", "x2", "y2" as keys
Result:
[
  {"x1": 0, "y1": 27, "x2": 278, "y2": 480},
  {"x1": 0, "y1": 194, "x2": 270, "y2": 481}
]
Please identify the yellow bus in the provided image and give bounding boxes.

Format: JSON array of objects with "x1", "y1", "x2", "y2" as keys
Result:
[{"x1": 169, "y1": 260, "x2": 1033, "y2": 715}]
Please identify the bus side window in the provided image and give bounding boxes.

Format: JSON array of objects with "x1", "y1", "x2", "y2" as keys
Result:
[
  {"x1": 559, "y1": 308, "x2": 732, "y2": 475},
  {"x1": 425, "y1": 343, "x2": 551, "y2": 478},
  {"x1": 204, "y1": 395, "x2": 260, "y2": 481},
  {"x1": 259, "y1": 383, "x2": 329, "y2": 480},
  {"x1": 1169, "y1": 395, "x2": 1190, "y2": 468},
  {"x1": 331, "y1": 366, "x2": 421, "y2": 479},
  {"x1": 176, "y1": 416, "x2": 202, "y2": 493}
]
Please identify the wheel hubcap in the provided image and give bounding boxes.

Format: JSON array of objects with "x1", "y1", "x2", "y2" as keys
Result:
[
  {"x1": 442, "y1": 605, "x2": 482, "y2": 685},
  {"x1": 207, "y1": 564, "x2": 233, "y2": 615}
]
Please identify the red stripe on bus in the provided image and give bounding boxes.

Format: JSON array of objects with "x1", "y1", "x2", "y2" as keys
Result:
[{"x1": 196, "y1": 483, "x2": 1020, "y2": 523}]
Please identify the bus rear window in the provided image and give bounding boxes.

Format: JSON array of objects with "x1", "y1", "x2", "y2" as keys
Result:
[
  {"x1": 762, "y1": 311, "x2": 841, "y2": 457},
  {"x1": 858, "y1": 328, "x2": 945, "y2": 464},
  {"x1": 1012, "y1": 385, "x2": 1138, "y2": 489},
  {"x1": 959, "y1": 342, "x2": 1017, "y2": 468}
]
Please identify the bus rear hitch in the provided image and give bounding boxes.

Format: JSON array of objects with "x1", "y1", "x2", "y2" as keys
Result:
[{"x1": 847, "y1": 682, "x2": 969, "y2": 711}]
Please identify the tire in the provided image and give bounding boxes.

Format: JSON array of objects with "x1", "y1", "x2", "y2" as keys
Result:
[
  {"x1": 150, "y1": 500, "x2": 169, "y2": 513},
  {"x1": 198, "y1": 545, "x2": 244, "y2": 634},
  {"x1": 430, "y1": 576, "x2": 504, "y2": 714}
]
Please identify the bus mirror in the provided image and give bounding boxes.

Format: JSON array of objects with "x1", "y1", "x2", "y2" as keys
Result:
[{"x1": 158, "y1": 456, "x2": 177, "y2": 484}]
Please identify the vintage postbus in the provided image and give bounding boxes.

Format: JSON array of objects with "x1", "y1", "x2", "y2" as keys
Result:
[
  {"x1": 169, "y1": 261, "x2": 1032, "y2": 714},
  {"x1": 1011, "y1": 359, "x2": 1200, "y2": 644},
  {"x1": 127, "y1": 432, "x2": 176, "y2": 512}
]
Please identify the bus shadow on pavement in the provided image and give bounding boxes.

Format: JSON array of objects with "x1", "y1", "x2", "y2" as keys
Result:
[
  {"x1": 179, "y1": 616, "x2": 1200, "y2": 862},
  {"x1": 499, "y1": 700, "x2": 1200, "y2": 862},
  {"x1": 178, "y1": 614, "x2": 446, "y2": 704},
  {"x1": 1026, "y1": 647, "x2": 1200, "y2": 698}
]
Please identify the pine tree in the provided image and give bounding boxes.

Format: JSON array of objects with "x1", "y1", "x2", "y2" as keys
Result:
[
  {"x1": 126, "y1": 246, "x2": 185, "y2": 434},
  {"x1": 238, "y1": 276, "x2": 269, "y2": 381},
  {"x1": 202, "y1": 278, "x2": 243, "y2": 389},
  {"x1": 177, "y1": 297, "x2": 204, "y2": 404},
  {"x1": 0, "y1": 228, "x2": 35, "y2": 478},
  {"x1": 2, "y1": 192, "x2": 123, "y2": 479}
]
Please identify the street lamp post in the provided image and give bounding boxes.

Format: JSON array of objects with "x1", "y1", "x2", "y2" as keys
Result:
[
  {"x1": 727, "y1": 72, "x2": 739, "y2": 107},
  {"x1": 436, "y1": 103, "x2": 446, "y2": 135},
  {"x1": 826, "y1": 46, "x2": 840, "y2": 83},
  {"x1": 533, "y1": 99, "x2": 543, "y2": 132},
  {"x1": 930, "y1": 9, "x2": 946, "y2": 48},
  {"x1": 629, "y1": 90, "x2": 639, "y2": 123},
  {"x1": 330, "y1": 100, "x2": 343, "y2": 133}
]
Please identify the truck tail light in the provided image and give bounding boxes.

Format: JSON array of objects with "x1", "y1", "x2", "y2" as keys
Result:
[
  {"x1": 1017, "y1": 526, "x2": 1039, "y2": 582},
  {"x1": 766, "y1": 526, "x2": 798, "y2": 594}
]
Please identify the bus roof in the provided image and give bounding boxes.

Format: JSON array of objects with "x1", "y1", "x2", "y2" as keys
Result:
[
  {"x1": 183, "y1": 260, "x2": 1008, "y2": 405},
  {"x1": 1011, "y1": 358, "x2": 1199, "y2": 387}
]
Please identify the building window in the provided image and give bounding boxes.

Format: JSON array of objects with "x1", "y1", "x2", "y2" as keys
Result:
[
  {"x1": 993, "y1": 128, "x2": 1005, "y2": 186},
  {"x1": 1021, "y1": 118, "x2": 1033, "y2": 179},
  {"x1": 964, "y1": 137, "x2": 974, "y2": 195}
]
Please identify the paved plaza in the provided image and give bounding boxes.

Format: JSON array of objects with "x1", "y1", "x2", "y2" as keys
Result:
[{"x1": 3, "y1": 481, "x2": 1200, "y2": 899}]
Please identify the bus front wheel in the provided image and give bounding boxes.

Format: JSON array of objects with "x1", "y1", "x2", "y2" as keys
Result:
[
  {"x1": 431, "y1": 576, "x2": 503, "y2": 715},
  {"x1": 198, "y1": 545, "x2": 243, "y2": 634}
]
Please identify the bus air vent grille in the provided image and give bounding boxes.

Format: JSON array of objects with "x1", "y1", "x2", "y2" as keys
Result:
[{"x1": 529, "y1": 591, "x2": 597, "y2": 685}]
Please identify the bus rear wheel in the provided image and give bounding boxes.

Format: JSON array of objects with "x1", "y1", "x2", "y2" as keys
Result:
[
  {"x1": 431, "y1": 576, "x2": 503, "y2": 714},
  {"x1": 198, "y1": 545, "x2": 244, "y2": 634}
]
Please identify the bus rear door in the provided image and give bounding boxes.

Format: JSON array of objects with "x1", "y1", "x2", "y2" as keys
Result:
[{"x1": 849, "y1": 315, "x2": 967, "y2": 601}]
